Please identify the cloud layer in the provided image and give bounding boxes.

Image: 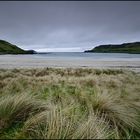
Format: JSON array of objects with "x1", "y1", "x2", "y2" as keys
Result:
[{"x1": 0, "y1": 1, "x2": 140, "y2": 52}]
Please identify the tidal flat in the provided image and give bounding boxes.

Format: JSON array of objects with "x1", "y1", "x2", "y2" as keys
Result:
[
  {"x1": 0, "y1": 54, "x2": 140, "y2": 72},
  {"x1": 0, "y1": 68, "x2": 140, "y2": 139}
]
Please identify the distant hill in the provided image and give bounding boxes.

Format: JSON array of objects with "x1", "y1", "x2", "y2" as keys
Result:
[
  {"x1": 0, "y1": 40, "x2": 36, "y2": 54},
  {"x1": 85, "y1": 42, "x2": 140, "y2": 54}
]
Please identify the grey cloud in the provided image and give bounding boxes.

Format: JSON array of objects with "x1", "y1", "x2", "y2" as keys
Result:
[{"x1": 0, "y1": 1, "x2": 140, "y2": 51}]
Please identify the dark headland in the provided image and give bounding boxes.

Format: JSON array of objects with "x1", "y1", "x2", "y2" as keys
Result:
[
  {"x1": 85, "y1": 42, "x2": 140, "y2": 54},
  {"x1": 0, "y1": 40, "x2": 36, "y2": 54}
]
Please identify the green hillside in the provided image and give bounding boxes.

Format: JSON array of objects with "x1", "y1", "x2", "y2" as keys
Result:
[
  {"x1": 85, "y1": 42, "x2": 140, "y2": 54},
  {"x1": 0, "y1": 40, "x2": 36, "y2": 54}
]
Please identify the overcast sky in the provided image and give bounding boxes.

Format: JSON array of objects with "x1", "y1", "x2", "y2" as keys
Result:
[{"x1": 0, "y1": 1, "x2": 140, "y2": 52}]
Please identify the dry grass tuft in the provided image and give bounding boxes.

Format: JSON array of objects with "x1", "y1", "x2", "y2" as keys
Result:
[{"x1": 0, "y1": 68, "x2": 140, "y2": 139}]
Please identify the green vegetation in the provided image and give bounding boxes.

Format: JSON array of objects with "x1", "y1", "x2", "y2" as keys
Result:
[
  {"x1": 0, "y1": 40, "x2": 36, "y2": 54},
  {"x1": 0, "y1": 68, "x2": 140, "y2": 139},
  {"x1": 85, "y1": 42, "x2": 140, "y2": 54}
]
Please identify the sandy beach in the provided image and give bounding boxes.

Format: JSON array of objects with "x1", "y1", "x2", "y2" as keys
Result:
[{"x1": 0, "y1": 54, "x2": 140, "y2": 72}]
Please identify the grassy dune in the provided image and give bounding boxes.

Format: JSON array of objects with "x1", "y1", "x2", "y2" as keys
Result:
[
  {"x1": 0, "y1": 68, "x2": 140, "y2": 139},
  {"x1": 85, "y1": 42, "x2": 140, "y2": 54},
  {"x1": 0, "y1": 40, "x2": 36, "y2": 54}
]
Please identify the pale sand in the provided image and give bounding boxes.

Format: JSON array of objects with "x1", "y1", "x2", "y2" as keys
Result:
[{"x1": 0, "y1": 55, "x2": 140, "y2": 72}]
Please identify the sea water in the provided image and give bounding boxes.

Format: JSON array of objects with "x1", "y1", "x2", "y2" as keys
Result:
[{"x1": 33, "y1": 52, "x2": 140, "y2": 61}]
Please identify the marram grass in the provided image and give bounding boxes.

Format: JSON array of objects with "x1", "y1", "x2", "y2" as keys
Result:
[{"x1": 0, "y1": 68, "x2": 140, "y2": 139}]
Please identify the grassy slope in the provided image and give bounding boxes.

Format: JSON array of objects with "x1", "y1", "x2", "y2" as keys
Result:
[
  {"x1": 85, "y1": 42, "x2": 140, "y2": 54},
  {"x1": 0, "y1": 40, "x2": 35, "y2": 54},
  {"x1": 0, "y1": 68, "x2": 140, "y2": 139}
]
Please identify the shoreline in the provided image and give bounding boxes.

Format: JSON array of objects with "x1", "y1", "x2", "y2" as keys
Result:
[{"x1": 0, "y1": 55, "x2": 140, "y2": 72}]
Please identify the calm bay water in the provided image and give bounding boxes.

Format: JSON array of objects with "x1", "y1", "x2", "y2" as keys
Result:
[{"x1": 34, "y1": 52, "x2": 140, "y2": 61}]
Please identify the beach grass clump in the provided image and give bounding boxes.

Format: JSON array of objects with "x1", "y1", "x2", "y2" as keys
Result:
[
  {"x1": 0, "y1": 93, "x2": 46, "y2": 131},
  {"x1": 91, "y1": 91, "x2": 140, "y2": 137},
  {"x1": 0, "y1": 68, "x2": 140, "y2": 139},
  {"x1": 23, "y1": 106, "x2": 77, "y2": 139},
  {"x1": 23, "y1": 105, "x2": 113, "y2": 139}
]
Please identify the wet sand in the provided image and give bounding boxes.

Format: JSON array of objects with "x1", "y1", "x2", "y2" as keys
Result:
[{"x1": 0, "y1": 55, "x2": 140, "y2": 72}]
